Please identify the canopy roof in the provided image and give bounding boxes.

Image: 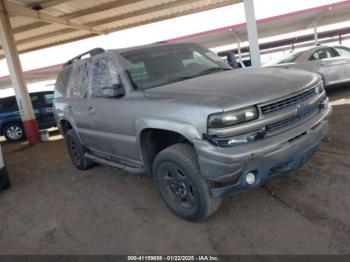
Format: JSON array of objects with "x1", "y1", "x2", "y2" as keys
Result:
[
  {"x1": 167, "y1": 0, "x2": 350, "y2": 48},
  {"x1": 0, "y1": 0, "x2": 241, "y2": 59}
]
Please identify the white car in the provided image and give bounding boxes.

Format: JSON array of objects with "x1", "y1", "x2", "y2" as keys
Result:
[
  {"x1": 0, "y1": 145, "x2": 10, "y2": 191},
  {"x1": 265, "y1": 46, "x2": 350, "y2": 88}
]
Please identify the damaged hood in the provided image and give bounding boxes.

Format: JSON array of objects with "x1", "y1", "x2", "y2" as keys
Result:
[{"x1": 144, "y1": 68, "x2": 320, "y2": 110}]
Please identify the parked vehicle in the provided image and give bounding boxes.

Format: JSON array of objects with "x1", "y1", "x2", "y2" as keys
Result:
[
  {"x1": 0, "y1": 91, "x2": 56, "y2": 142},
  {"x1": 54, "y1": 43, "x2": 331, "y2": 222},
  {"x1": 265, "y1": 45, "x2": 350, "y2": 88},
  {"x1": 0, "y1": 145, "x2": 10, "y2": 190}
]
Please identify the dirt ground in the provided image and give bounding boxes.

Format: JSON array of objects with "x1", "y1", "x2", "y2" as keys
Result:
[{"x1": 0, "y1": 86, "x2": 349, "y2": 255}]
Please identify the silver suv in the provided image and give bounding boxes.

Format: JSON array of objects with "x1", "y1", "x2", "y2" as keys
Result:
[{"x1": 54, "y1": 42, "x2": 331, "y2": 222}]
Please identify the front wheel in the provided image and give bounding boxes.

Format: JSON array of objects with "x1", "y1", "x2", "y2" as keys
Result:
[
  {"x1": 153, "y1": 143, "x2": 222, "y2": 222},
  {"x1": 3, "y1": 122, "x2": 25, "y2": 142}
]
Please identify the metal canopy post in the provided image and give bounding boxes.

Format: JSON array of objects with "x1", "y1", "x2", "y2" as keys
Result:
[
  {"x1": 313, "y1": 22, "x2": 319, "y2": 45},
  {"x1": 231, "y1": 31, "x2": 242, "y2": 60},
  {"x1": 243, "y1": 0, "x2": 261, "y2": 67},
  {"x1": 0, "y1": 1, "x2": 40, "y2": 144}
]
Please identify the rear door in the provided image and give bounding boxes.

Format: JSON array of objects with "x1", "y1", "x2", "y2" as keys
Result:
[
  {"x1": 29, "y1": 93, "x2": 43, "y2": 124},
  {"x1": 309, "y1": 47, "x2": 346, "y2": 86},
  {"x1": 39, "y1": 92, "x2": 55, "y2": 127},
  {"x1": 65, "y1": 61, "x2": 94, "y2": 143}
]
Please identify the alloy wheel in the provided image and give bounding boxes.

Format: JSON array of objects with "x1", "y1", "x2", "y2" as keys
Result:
[{"x1": 6, "y1": 125, "x2": 23, "y2": 140}]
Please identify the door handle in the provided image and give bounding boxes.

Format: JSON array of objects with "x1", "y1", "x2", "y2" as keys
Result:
[
  {"x1": 88, "y1": 106, "x2": 95, "y2": 115},
  {"x1": 67, "y1": 105, "x2": 73, "y2": 112}
]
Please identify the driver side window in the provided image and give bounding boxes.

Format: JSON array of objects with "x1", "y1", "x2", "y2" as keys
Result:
[
  {"x1": 335, "y1": 47, "x2": 350, "y2": 58},
  {"x1": 90, "y1": 56, "x2": 119, "y2": 97},
  {"x1": 309, "y1": 48, "x2": 338, "y2": 61}
]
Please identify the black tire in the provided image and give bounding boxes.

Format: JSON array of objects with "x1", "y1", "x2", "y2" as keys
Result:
[
  {"x1": 3, "y1": 122, "x2": 25, "y2": 142},
  {"x1": 66, "y1": 129, "x2": 94, "y2": 170},
  {"x1": 153, "y1": 143, "x2": 222, "y2": 222},
  {"x1": 0, "y1": 169, "x2": 11, "y2": 190}
]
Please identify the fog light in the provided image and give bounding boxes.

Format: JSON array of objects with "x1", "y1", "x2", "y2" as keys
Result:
[{"x1": 245, "y1": 172, "x2": 256, "y2": 185}]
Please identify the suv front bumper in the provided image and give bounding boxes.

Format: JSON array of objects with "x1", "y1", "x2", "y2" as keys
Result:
[{"x1": 193, "y1": 102, "x2": 331, "y2": 198}]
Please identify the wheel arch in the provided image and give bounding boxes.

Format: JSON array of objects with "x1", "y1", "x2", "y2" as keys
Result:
[
  {"x1": 136, "y1": 119, "x2": 201, "y2": 176},
  {"x1": 0, "y1": 119, "x2": 23, "y2": 135}
]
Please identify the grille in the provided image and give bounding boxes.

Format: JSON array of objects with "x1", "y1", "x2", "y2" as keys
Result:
[
  {"x1": 261, "y1": 88, "x2": 316, "y2": 114},
  {"x1": 266, "y1": 104, "x2": 318, "y2": 133}
]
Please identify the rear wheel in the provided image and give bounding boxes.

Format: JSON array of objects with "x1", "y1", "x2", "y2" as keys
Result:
[
  {"x1": 66, "y1": 129, "x2": 94, "y2": 170},
  {"x1": 3, "y1": 122, "x2": 25, "y2": 142},
  {"x1": 153, "y1": 143, "x2": 222, "y2": 222}
]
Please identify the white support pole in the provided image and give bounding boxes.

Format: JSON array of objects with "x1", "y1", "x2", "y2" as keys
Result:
[
  {"x1": 313, "y1": 22, "x2": 319, "y2": 45},
  {"x1": 243, "y1": 0, "x2": 261, "y2": 67},
  {"x1": 231, "y1": 31, "x2": 242, "y2": 60},
  {"x1": 0, "y1": 0, "x2": 40, "y2": 144}
]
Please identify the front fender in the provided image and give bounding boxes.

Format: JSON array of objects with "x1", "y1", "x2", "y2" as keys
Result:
[{"x1": 135, "y1": 117, "x2": 202, "y2": 148}]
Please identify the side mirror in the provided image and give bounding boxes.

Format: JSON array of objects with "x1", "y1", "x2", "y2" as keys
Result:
[{"x1": 102, "y1": 83, "x2": 125, "y2": 98}]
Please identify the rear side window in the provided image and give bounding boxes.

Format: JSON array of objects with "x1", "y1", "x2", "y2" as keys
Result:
[
  {"x1": 310, "y1": 48, "x2": 339, "y2": 61},
  {"x1": 30, "y1": 94, "x2": 42, "y2": 108},
  {"x1": 90, "y1": 56, "x2": 119, "y2": 97},
  {"x1": 55, "y1": 67, "x2": 71, "y2": 98},
  {"x1": 69, "y1": 62, "x2": 90, "y2": 99},
  {"x1": 0, "y1": 97, "x2": 18, "y2": 113}
]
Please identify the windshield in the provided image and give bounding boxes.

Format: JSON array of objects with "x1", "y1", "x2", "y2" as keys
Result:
[
  {"x1": 264, "y1": 51, "x2": 303, "y2": 66},
  {"x1": 121, "y1": 43, "x2": 232, "y2": 90}
]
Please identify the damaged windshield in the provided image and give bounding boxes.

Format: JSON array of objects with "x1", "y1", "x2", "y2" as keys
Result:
[{"x1": 121, "y1": 43, "x2": 232, "y2": 90}]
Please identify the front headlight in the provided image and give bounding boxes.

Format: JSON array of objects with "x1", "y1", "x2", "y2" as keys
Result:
[
  {"x1": 315, "y1": 81, "x2": 325, "y2": 93},
  {"x1": 208, "y1": 106, "x2": 258, "y2": 128}
]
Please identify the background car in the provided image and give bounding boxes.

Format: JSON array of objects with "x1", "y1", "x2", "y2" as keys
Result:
[
  {"x1": 265, "y1": 45, "x2": 350, "y2": 88},
  {"x1": 0, "y1": 91, "x2": 56, "y2": 142}
]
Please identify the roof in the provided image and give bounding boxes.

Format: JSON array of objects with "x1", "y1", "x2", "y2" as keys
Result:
[
  {"x1": 167, "y1": 0, "x2": 350, "y2": 48},
  {"x1": 0, "y1": 0, "x2": 241, "y2": 59}
]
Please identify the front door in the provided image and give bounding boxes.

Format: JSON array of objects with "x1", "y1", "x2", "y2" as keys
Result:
[
  {"x1": 309, "y1": 47, "x2": 346, "y2": 86},
  {"x1": 84, "y1": 55, "x2": 138, "y2": 161},
  {"x1": 334, "y1": 46, "x2": 350, "y2": 82}
]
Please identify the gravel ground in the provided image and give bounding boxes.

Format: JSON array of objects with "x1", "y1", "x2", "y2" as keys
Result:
[{"x1": 0, "y1": 86, "x2": 349, "y2": 255}]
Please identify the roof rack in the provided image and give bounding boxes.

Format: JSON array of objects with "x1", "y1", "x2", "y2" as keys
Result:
[{"x1": 63, "y1": 48, "x2": 105, "y2": 68}]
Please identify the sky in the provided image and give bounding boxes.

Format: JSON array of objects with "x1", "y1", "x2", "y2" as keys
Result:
[{"x1": 0, "y1": 0, "x2": 347, "y2": 94}]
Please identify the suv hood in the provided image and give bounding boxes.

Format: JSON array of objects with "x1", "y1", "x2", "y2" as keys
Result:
[{"x1": 144, "y1": 68, "x2": 320, "y2": 110}]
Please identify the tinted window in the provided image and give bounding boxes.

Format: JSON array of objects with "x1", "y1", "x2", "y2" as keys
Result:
[
  {"x1": 90, "y1": 56, "x2": 119, "y2": 97},
  {"x1": 334, "y1": 46, "x2": 350, "y2": 57},
  {"x1": 43, "y1": 93, "x2": 54, "y2": 105},
  {"x1": 310, "y1": 48, "x2": 339, "y2": 61},
  {"x1": 0, "y1": 97, "x2": 18, "y2": 113},
  {"x1": 30, "y1": 94, "x2": 41, "y2": 108},
  {"x1": 121, "y1": 43, "x2": 231, "y2": 90}
]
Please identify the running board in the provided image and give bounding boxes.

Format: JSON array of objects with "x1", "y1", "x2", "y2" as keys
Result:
[{"x1": 84, "y1": 153, "x2": 145, "y2": 174}]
